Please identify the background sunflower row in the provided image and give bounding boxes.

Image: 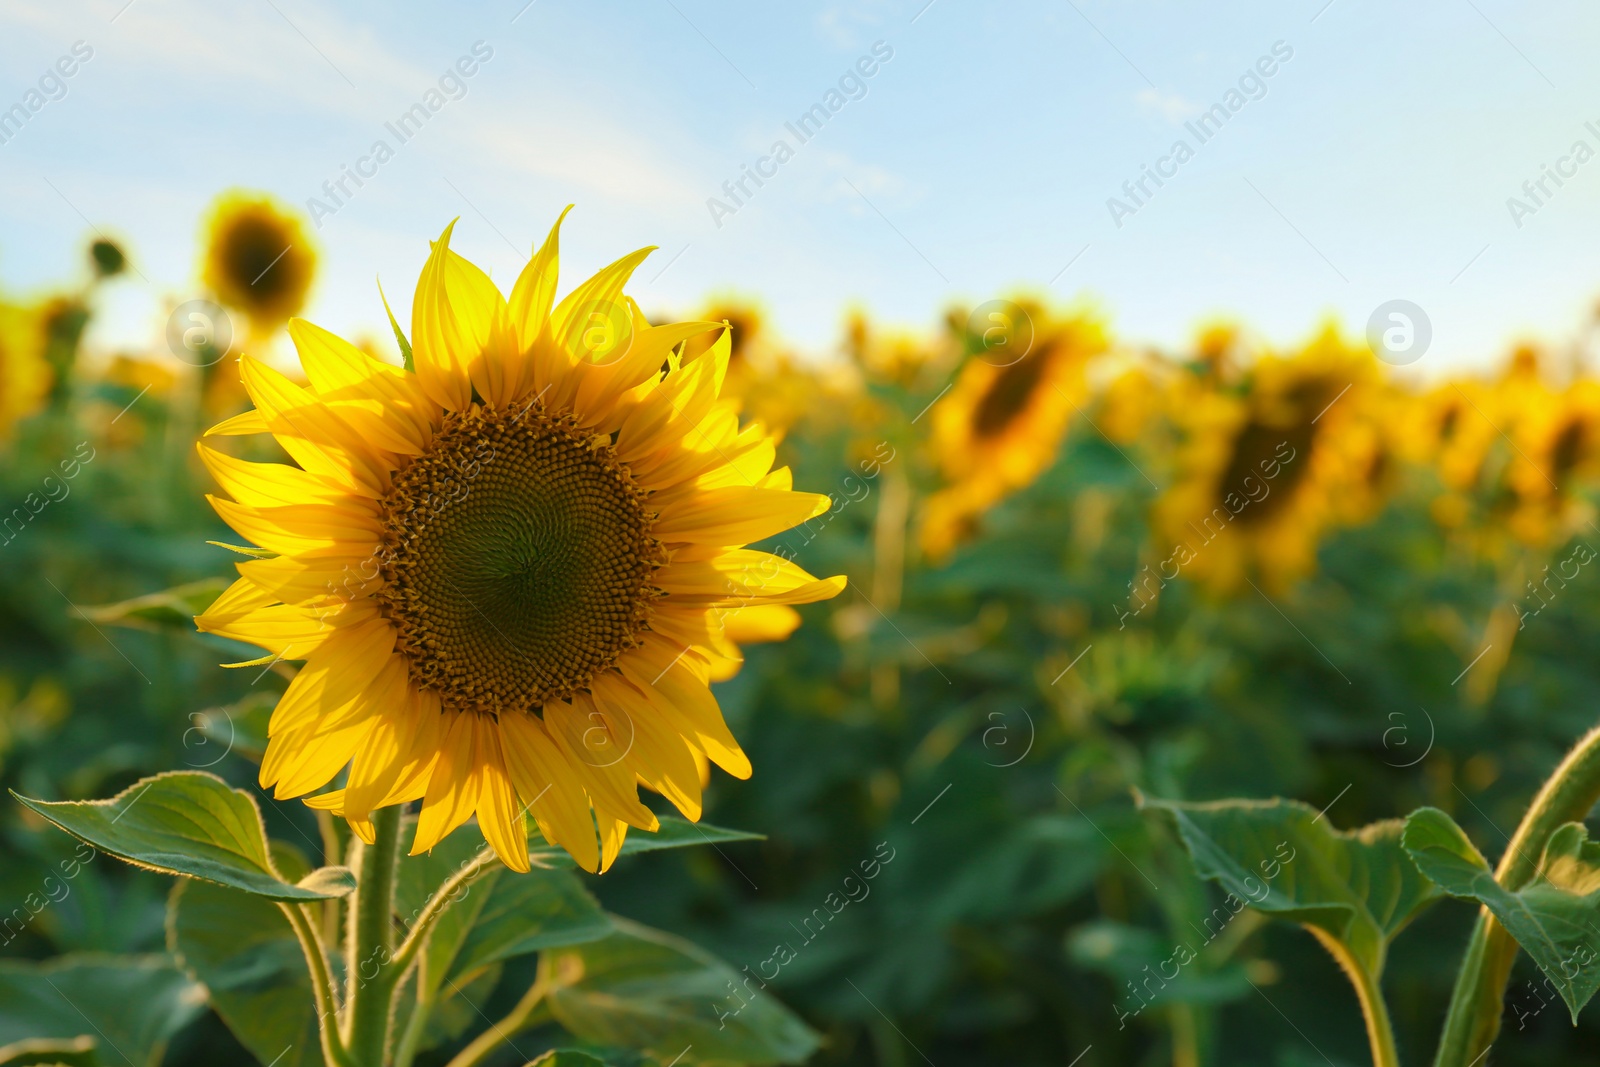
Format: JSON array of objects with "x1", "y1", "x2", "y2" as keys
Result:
[{"x1": 5, "y1": 194, "x2": 1600, "y2": 1065}]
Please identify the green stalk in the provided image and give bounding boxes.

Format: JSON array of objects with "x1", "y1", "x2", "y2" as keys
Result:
[
  {"x1": 279, "y1": 901, "x2": 353, "y2": 1067},
  {"x1": 1434, "y1": 724, "x2": 1600, "y2": 1066},
  {"x1": 442, "y1": 974, "x2": 552, "y2": 1067},
  {"x1": 1310, "y1": 929, "x2": 1398, "y2": 1067},
  {"x1": 344, "y1": 805, "x2": 404, "y2": 1067},
  {"x1": 386, "y1": 847, "x2": 499, "y2": 980}
]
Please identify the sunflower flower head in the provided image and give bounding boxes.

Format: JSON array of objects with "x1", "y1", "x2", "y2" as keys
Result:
[
  {"x1": 196, "y1": 213, "x2": 845, "y2": 874},
  {"x1": 201, "y1": 191, "x2": 317, "y2": 334},
  {"x1": 1506, "y1": 377, "x2": 1600, "y2": 545},
  {"x1": 919, "y1": 302, "x2": 1107, "y2": 559},
  {"x1": 1153, "y1": 324, "x2": 1380, "y2": 593}
]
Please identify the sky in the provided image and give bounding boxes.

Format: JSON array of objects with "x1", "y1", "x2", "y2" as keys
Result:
[{"x1": 2, "y1": 0, "x2": 1599, "y2": 377}]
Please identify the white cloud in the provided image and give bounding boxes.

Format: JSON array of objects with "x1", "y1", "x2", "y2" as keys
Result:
[{"x1": 1135, "y1": 87, "x2": 1201, "y2": 124}]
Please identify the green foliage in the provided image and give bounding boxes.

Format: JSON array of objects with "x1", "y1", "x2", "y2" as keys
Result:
[
  {"x1": 11, "y1": 772, "x2": 354, "y2": 901},
  {"x1": 0, "y1": 955, "x2": 204, "y2": 1066},
  {"x1": 1143, "y1": 795, "x2": 1441, "y2": 982},
  {"x1": 1406, "y1": 808, "x2": 1600, "y2": 1020},
  {"x1": 529, "y1": 817, "x2": 763, "y2": 871},
  {"x1": 545, "y1": 918, "x2": 820, "y2": 1066},
  {"x1": 80, "y1": 578, "x2": 230, "y2": 634},
  {"x1": 524, "y1": 1052, "x2": 612, "y2": 1067},
  {"x1": 166, "y1": 842, "x2": 327, "y2": 1067}
]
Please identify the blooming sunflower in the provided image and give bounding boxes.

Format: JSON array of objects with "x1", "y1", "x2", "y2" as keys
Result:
[
  {"x1": 1152, "y1": 325, "x2": 1379, "y2": 593},
  {"x1": 195, "y1": 214, "x2": 845, "y2": 873},
  {"x1": 920, "y1": 303, "x2": 1107, "y2": 559}
]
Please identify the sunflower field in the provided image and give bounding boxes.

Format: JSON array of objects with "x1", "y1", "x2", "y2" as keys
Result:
[{"x1": 7, "y1": 192, "x2": 1600, "y2": 1067}]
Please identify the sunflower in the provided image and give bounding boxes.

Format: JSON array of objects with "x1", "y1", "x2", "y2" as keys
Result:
[
  {"x1": 682, "y1": 298, "x2": 814, "y2": 433},
  {"x1": 202, "y1": 191, "x2": 317, "y2": 332},
  {"x1": 1395, "y1": 378, "x2": 1501, "y2": 529},
  {"x1": 1505, "y1": 377, "x2": 1600, "y2": 545},
  {"x1": 920, "y1": 303, "x2": 1107, "y2": 559},
  {"x1": 195, "y1": 214, "x2": 845, "y2": 874},
  {"x1": 1152, "y1": 325, "x2": 1379, "y2": 593},
  {"x1": 0, "y1": 300, "x2": 54, "y2": 438}
]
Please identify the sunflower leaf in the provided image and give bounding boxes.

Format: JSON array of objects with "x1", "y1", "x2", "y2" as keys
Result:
[
  {"x1": 526, "y1": 816, "x2": 763, "y2": 870},
  {"x1": 1140, "y1": 794, "x2": 1441, "y2": 983},
  {"x1": 393, "y1": 826, "x2": 612, "y2": 1051},
  {"x1": 526, "y1": 1052, "x2": 613, "y2": 1066},
  {"x1": 0, "y1": 955, "x2": 205, "y2": 1067},
  {"x1": 1403, "y1": 808, "x2": 1600, "y2": 1021},
  {"x1": 167, "y1": 841, "x2": 329, "y2": 1067},
  {"x1": 543, "y1": 917, "x2": 819, "y2": 1066},
  {"x1": 11, "y1": 771, "x2": 356, "y2": 901},
  {"x1": 79, "y1": 577, "x2": 231, "y2": 633}
]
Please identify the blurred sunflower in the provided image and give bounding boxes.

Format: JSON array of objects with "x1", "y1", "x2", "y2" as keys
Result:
[
  {"x1": 1506, "y1": 377, "x2": 1600, "y2": 544},
  {"x1": 196, "y1": 214, "x2": 845, "y2": 873},
  {"x1": 0, "y1": 300, "x2": 54, "y2": 438},
  {"x1": 683, "y1": 297, "x2": 814, "y2": 432},
  {"x1": 201, "y1": 191, "x2": 317, "y2": 333},
  {"x1": 1395, "y1": 378, "x2": 1501, "y2": 529},
  {"x1": 920, "y1": 303, "x2": 1107, "y2": 559},
  {"x1": 1153, "y1": 325, "x2": 1379, "y2": 593}
]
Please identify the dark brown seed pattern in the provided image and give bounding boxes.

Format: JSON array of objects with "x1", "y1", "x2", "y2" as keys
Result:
[{"x1": 374, "y1": 403, "x2": 663, "y2": 717}]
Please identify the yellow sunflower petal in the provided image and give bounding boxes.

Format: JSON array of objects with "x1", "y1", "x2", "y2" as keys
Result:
[
  {"x1": 499, "y1": 710, "x2": 603, "y2": 873},
  {"x1": 474, "y1": 732, "x2": 530, "y2": 872},
  {"x1": 653, "y1": 486, "x2": 830, "y2": 545},
  {"x1": 412, "y1": 712, "x2": 487, "y2": 855},
  {"x1": 509, "y1": 206, "x2": 570, "y2": 352}
]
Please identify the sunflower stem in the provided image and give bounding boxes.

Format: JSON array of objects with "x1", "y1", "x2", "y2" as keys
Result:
[
  {"x1": 441, "y1": 972, "x2": 552, "y2": 1067},
  {"x1": 1433, "y1": 723, "x2": 1600, "y2": 1066},
  {"x1": 316, "y1": 807, "x2": 344, "y2": 949},
  {"x1": 387, "y1": 846, "x2": 501, "y2": 981},
  {"x1": 390, "y1": 952, "x2": 435, "y2": 1067},
  {"x1": 344, "y1": 804, "x2": 404, "y2": 1067},
  {"x1": 279, "y1": 900, "x2": 353, "y2": 1067}
]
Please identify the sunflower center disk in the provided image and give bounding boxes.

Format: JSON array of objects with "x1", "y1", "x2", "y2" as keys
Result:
[{"x1": 375, "y1": 405, "x2": 664, "y2": 716}]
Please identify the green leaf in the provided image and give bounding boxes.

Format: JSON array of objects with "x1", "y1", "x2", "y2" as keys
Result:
[
  {"x1": 528, "y1": 817, "x2": 763, "y2": 870},
  {"x1": 1404, "y1": 808, "x2": 1600, "y2": 1020},
  {"x1": 79, "y1": 578, "x2": 231, "y2": 632},
  {"x1": 11, "y1": 771, "x2": 355, "y2": 901},
  {"x1": 391, "y1": 828, "x2": 607, "y2": 1055},
  {"x1": 189, "y1": 691, "x2": 276, "y2": 765},
  {"x1": 545, "y1": 917, "x2": 819, "y2": 1066},
  {"x1": 0, "y1": 955, "x2": 205, "y2": 1067},
  {"x1": 444, "y1": 868, "x2": 612, "y2": 983},
  {"x1": 1141, "y1": 795, "x2": 1441, "y2": 981},
  {"x1": 167, "y1": 841, "x2": 328, "y2": 1067},
  {"x1": 0, "y1": 1036, "x2": 96, "y2": 1066},
  {"x1": 525, "y1": 1053, "x2": 613, "y2": 1067}
]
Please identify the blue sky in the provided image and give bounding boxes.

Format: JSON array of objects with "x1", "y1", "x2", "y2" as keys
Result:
[{"x1": 2, "y1": 0, "x2": 1599, "y2": 375}]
